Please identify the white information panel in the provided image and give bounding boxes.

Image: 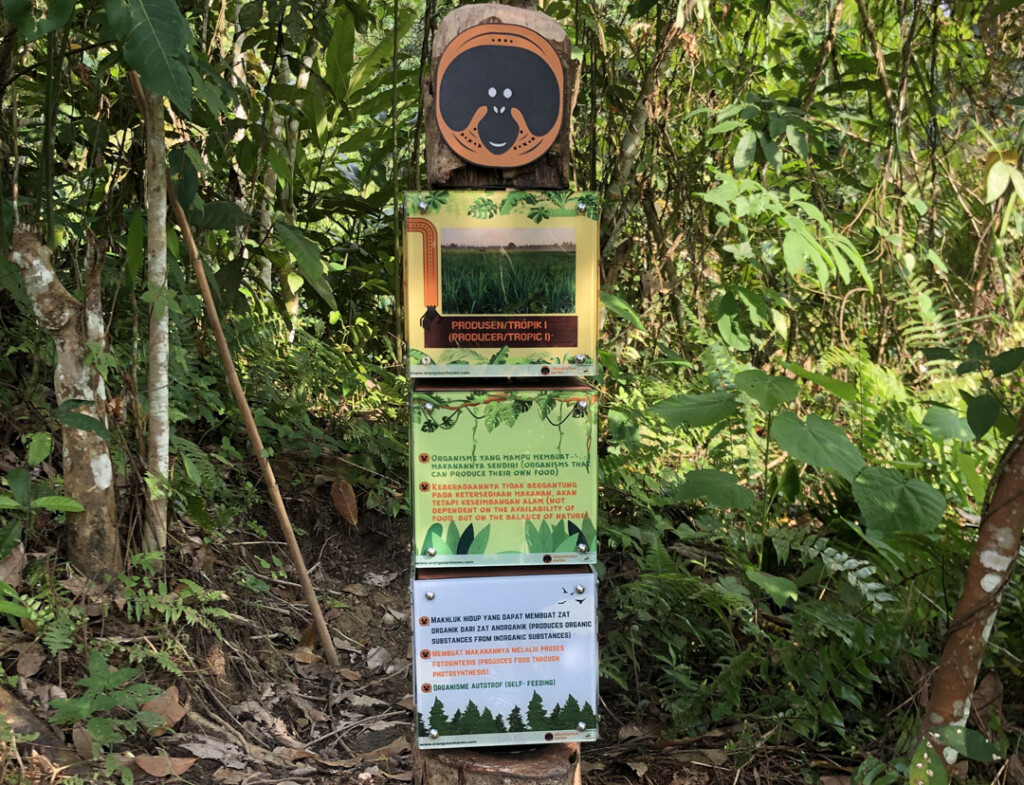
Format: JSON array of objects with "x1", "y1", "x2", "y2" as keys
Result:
[{"x1": 413, "y1": 570, "x2": 598, "y2": 748}]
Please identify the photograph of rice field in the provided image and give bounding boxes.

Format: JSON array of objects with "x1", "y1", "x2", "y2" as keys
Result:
[{"x1": 440, "y1": 227, "x2": 576, "y2": 315}]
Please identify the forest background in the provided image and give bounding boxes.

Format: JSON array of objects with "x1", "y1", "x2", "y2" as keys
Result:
[{"x1": 1, "y1": 0, "x2": 1024, "y2": 782}]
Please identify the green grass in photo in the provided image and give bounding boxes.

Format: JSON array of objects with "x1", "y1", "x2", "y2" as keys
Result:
[{"x1": 441, "y1": 247, "x2": 575, "y2": 315}]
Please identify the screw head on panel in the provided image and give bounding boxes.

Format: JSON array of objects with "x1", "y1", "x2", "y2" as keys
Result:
[
  {"x1": 575, "y1": 584, "x2": 585, "y2": 595},
  {"x1": 425, "y1": 591, "x2": 436, "y2": 600},
  {"x1": 426, "y1": 548, "x2": 437, "y2": 557},
  {"x1": 577, "y1": 543, "x2": 588, "y2": 553},
  {"x1": 428, "y1": 729, "x2": 439, "y2": 739},
  {"x1": 420, "y1": 356, "x2": 431, "y2": 365},
  {"x1": 576, "y1": 722, "x2": 587, "y2": 732},
  {"x1": 577, "y1": 400, "x2": 588, "y2": 409},
  {"x1": 423, "y1": 402, "x2": 434, "y2": 411},
  {"x1": 419, "y1": 201, "x2": 428, "y2": 213},
  {"x1": 577, "y1": 201, "x2": 587, "y2": 212},
  {"x1": 575, "y1": 354, "x2": 586, "y2": 363}
]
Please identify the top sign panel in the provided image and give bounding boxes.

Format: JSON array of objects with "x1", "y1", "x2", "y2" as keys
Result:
[
  {"x1": 405, "y1": 191, "x2": 599, "y2": 378},
  {"x1": 436, "y1": 24, "x2": 564, "y2": 169}
]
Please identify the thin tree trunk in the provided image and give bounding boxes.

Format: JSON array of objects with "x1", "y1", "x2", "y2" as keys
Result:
[
  {"x1": 142, "y1": 87, "x2": 169, "y2": 557},
  {"x1": 9, "y1": 225, "x2": 122, "y2": 579},
  {"x1": 922, "y1": 407, "x2": 1024, "y2": 763}
]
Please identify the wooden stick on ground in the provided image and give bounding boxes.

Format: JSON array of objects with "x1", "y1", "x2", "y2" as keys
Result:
[{"x1": 128, "y1": 72, "x2": 340, "y2": 669}]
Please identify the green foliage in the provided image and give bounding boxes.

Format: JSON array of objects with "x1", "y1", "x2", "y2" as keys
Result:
[{"x1": 50, "y1": 649, "x2": 164, "y2": 756}]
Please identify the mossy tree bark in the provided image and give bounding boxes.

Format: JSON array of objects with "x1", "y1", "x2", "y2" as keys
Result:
[{"x1": 8, "y1": 225, "x2": 122, "y2": 579}]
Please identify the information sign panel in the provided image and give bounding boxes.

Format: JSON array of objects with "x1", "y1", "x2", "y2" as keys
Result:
[
  {"x1": 404, "y1": 190, "x2": 599, "y2": 377},
  {"x1": 414, "y1": 569, "x2": 598, "y2": 749},
  {"x1": 411, "y1": 381, "x2": 597, "y2": 567}
]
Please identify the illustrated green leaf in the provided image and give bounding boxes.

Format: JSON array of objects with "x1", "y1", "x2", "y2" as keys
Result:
[
  {"x1": 467, "y1": 525, "x2": 490, "y2": 555},
  {"x1": 772, "y1": 412, "x2": 865, "y2": 481},
  {"x1": 445, "y1": 521, "x2": 461, "y2": 554},
  {"x1": 455, "y1": 523, "x2": 474, "y2": 555},
  {"x1": 275, "y1": 222, "x2": 337, "y2": 310},
  {"x1": 420, "y1": 523, "x2": 442, "y2": 555},
  {"x1": 733, "y1": 129, "x2": 758, "y2": 170},
  {"x1": 555, "y1": 533, "x2": 579, "y2": 553},
  {"x1": 122, "y1": 0, "x2": 193, "y2": 114},
  {"x1": 652, "y1": 392, "x2": 739, "y2": 428},
  {"x1": 734, "y1": 369, "x2": 799, "y2": 410},
  {"x1": 32, "y1": 496, "x2": 86, "y2": 513},
  {"x1": 746, "y1": 569, "x2": 798, "y2": 607},
  {"x1": 852, "y1": 467, "x2": 945, "y2": 535},
  {"x1": 677, "y1": 470, "x2": 755, "y2": 510},
  {"x1": 966, "y1": 393, "x2": 1001, "y2": 438},
  {"x1": 929, "y1": 726, "x2": 1001, "y2": 762}
]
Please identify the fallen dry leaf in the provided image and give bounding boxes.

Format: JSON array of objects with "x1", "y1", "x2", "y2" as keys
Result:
[
  {"x1": 337, "y1": 667, "x2": 361, "y2": 681},
  {"x1": 0, "y1": 543, "x2": 26, "y2": 588},
  {"x1": 1006, "y1": 753, "x2": 1024, "y2": 785},
  {"x1": 383, "y1": 773, "x2": 413, "y2": 782},
  {"x1": 343, "y1": 583, "x2": 371, "y2": 597},
  {"x1": 212, "y1": 768, "x2": 253, "y2": 784},
  {"x1": 16, "y1": 643, "x2": 45, "y2": 678},
  {"x1": 618, "y1": 720, "x2": 661, "y2": 742},
  {"x1": 331, "y1": 478, "x2": 358, "y2": 526},
  {"x1": 626, "y1": 760, "x2": 649, "y2": 777},
  {"x1": 174, "y1": 734, "x2": 247, "y2": 769},
  {"x1": 273, "y1": 746, "x2": 317, "y2": 762},
  {"x1": 141, "y1": 686, "x2": 186, "y2": 736},
  {"x1": 397, "y1": 694, "x2": 415, "y2": 711},
  {"x1": 291, "y1": 647, "x2": 322, "y2": 664},
  {"x1": 135, "y1": 755, "x2": 196, "y2": 777},
  {"x1": 72, "y1": 725, "x2": 93, "y2": 759},
  {"x1": 820, "y1": 776, "x2": 851, "y2": 785},
  {"x1": 358, "y1": 735, "x2": 410, "y2": 761}
]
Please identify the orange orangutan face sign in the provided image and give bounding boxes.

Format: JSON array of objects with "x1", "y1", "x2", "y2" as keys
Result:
[{"x1": 435, "y1": 24, "x2": 564, "y2": 169}]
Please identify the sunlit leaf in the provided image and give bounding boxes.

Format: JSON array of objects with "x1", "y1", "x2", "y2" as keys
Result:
[
  {"x1": 772, "y1": 412, "x2": 865, "y2": 481},
  {"x1": 852, "y1": 467, "x2": 945, "y2": 535}
]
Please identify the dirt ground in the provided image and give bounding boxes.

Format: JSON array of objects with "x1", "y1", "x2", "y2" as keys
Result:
[{"x1": 2, "y1": 500, "x2": 762, "y2": 785}]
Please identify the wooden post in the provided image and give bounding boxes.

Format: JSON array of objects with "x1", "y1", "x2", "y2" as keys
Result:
[
  {"x1": 414, "y1": 743, "x2": 581, "y2": 785},
  {"x1": 425, "y1": 3, "x2": 579, "y2": 189},
  {"x1": 411, "y1": 6, "x2": 589, "y2": 783}
]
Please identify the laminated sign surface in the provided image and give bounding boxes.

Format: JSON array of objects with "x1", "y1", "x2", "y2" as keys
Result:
[
  {"x1": 411, "y1": 381, "x2": 597, "y2": 567},
  {"x1": 414, "y1": 570, "x2": 598, "y2": 748},
  {"x1": 404, "y1": 190, "x2": 599, "y2": 377}
]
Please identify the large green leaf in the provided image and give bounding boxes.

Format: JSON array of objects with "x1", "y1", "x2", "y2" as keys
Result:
[
  {"x1": 929, "y1": 726, "x2": 1001, "y2": 762},
  {"x1": 651, "y1": 392, "x2": 739, "y2": 428},
  {"x1": 325, "y1": 10, "x2": 355, "y2": 100},
  {"x1": 733, "y1": 129, "x2": 758, "y2": 170},
  {"x1": 852, "y1": 467, "x2": 945, "y2": 535},
  {"x1": 779, "y1": 361, "x2": 858, "y2": 402},
  {"x1": 601, "y1": 291, "x2": 643, "y2": 330},
  {"x1": 677, "y1": 470, "x2": 755, "y2": 510},
  {"x1": 32, "y1": 496, "x2": 86, "y2": 513},
  {"x1": 922, "y1": 407, "x2": 973, "y2": 441},
  {"x1": 275, "y1": 223, "x2": 338, "y2": 310},
  {"x1": 966, "y1": 393, "x2": 1001, "y2": 439},
  {"x1": 746, "y1": 569, "x2": 798, "y2": 607},
  {"x1": 734, "y1": 369, "x2": 799, "y2": 410},
  {"x1": 772, "y1": 411, "x2": 865, "y2": 481},
  {"x1": 119, "y1": 0, "x2": 192, "y2": 113},
  {"x1": 2, "y1": 0, "x2": 75, "y2": 39}
]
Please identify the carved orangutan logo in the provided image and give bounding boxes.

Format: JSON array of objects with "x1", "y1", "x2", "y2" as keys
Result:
[{"x1": 435, "y1": 23, "x2": 564, "y2": 168}]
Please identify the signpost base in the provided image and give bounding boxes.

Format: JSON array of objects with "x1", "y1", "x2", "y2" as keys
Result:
[{"x1": 413, "y1": 743, "x2": 581, "y2": 785}]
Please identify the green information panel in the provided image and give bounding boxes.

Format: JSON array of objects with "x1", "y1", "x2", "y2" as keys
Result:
[
  {"x1": 404, "y1": 190, "x2": 599, "y2": 377},
  {"x1": 414, "y1": 569, "x2": 598, "y2": 749},
  {"x1": 411, "y1": 381, "x2": 597, "y2": 567}
]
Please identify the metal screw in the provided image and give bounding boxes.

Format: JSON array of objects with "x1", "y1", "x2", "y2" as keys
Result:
[
  {"x1": 419, "y1": 201, "x2": 428, "y2": 212},
  {"x1": 425, "y1": 591, "x2": 435, "y2": 600},
  {"x1": 426, "y1": 548, "x2": 437, "y2": 557},
  {"x1": 428, "y1": 729, "x2": 439, "y2": 739},
  {"x1": 420, "y1": 356, "x2": 430, "y2": 364},
  {"x1": 577, "y1": 400, "x2": 588, "y2": 409},
  {"x1": 577, "y1": 543, "x2": 588, "y2": 553},
  {"x1": 577, "y1": 202, "x2": 586, "y2": 212},
  {"x1": 575, "y1": 354, "x2": 586, "y2": 363},
  {"x1": 424, "y1": 402, "x2": 434, "y2": 411},
  {"x1": 576, "y1": 722, "x2": 587, "y2": 732},
  {"x1": 575, "y1": 584, "x2": 585, "y2": 595}
]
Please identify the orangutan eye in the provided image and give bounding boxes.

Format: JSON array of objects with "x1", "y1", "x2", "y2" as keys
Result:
[{"x1": 488, "y1": 86, "x2": 497, "y2": 97}]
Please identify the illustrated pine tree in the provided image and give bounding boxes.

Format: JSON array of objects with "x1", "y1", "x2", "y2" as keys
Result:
[
  {"x1": 581, "y1": 701, "x2": 597, "y2": 728},
  {"x1": 494, "y1": 712, "x2": 507, "y2": 732},
  {"x1": 450, "y1": 708, "x2": 463, "y2": 734},
  {"x1": 507, "y1": 705, "x2": 526, "y2": 732},
  {"x1": 417, "y1": 713, "x2": 430, "y2": 737},
  {"x1": 481, "y1": 707, "x2": 498, "y2": 732},
  {"x1": 526, "y1": 691, "x2": 547, "y2": 730},
  {"x1": 429, "y1": 697, "x2": 449, "y2": 734},
  {"x1": 461, "y1": 700, "x2": 484, "y2": 733},
  {"x1": 560, "y1": 694, "x2": 582, "y2": 727},
  {"x1": 548, "y1": 703, "x2": 562, "y2": 730}
]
